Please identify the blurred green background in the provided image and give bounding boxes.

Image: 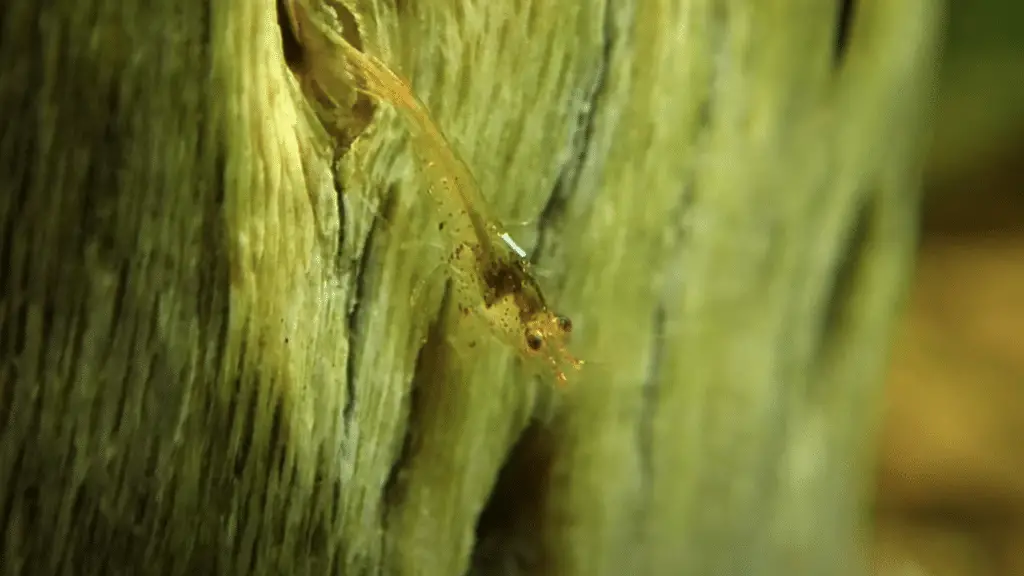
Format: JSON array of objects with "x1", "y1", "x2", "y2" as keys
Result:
[
  {"x1": 928, "y1": 0, "x2": 1024, "y2": 184},
  {"x1": 874, "y1": 1, "x2": 1024, "y2": 574}
]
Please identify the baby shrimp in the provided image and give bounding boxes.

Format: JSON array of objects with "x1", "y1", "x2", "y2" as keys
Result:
[{"x1": 290, "y1": 5, "x2": 583, "y2": 384}]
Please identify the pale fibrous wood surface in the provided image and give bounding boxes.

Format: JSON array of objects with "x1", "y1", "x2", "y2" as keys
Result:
[{"x1": 0, "y1": 1, "x2": 941, "y2": 575}]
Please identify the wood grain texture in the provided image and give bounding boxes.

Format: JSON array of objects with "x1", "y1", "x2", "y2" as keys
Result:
[{"x1": 0, "y1": 0, "x2": 941, "y2": 574}]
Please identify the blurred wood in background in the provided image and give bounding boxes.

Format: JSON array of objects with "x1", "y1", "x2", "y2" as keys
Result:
[{"x1": 874, "y1": 0, "x2": 1024, "y2": 572}]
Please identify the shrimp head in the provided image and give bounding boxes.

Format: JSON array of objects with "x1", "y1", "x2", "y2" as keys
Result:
[
  {"x1": 522, "y1": 310, "x2": 583, "y2": 386},
  {"x1": 476, "y1": 255, "x2": 583, "y2": 386}
]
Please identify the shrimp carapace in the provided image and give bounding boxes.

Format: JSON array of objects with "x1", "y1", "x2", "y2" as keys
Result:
[{"x1": 475, "y1": 244, "x2": 584, "y2": 386}]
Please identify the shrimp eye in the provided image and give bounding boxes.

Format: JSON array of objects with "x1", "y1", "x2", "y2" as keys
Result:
[
  {"x1": 525, "y1": 330, "x2": 544, "y2": 351},
  {"x1": 556, "y1": 315, "x2": 572, "y2": 333}
]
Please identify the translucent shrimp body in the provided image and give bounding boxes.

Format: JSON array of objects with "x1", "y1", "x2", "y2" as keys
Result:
[{"x1": 332, "y1": 31, "x2": 582, "y2": 384}]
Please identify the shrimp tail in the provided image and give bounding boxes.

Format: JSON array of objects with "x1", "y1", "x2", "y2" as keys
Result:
[
  {"x1": 285, "y1": 0, "x2": 420, "y2": 117},
  {"x1": 336, "y1": 40, "x2": 411, "y2": 107}
]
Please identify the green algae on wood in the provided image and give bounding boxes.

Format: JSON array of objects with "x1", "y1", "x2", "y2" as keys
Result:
[{"x1": 0, "y1": 0, "x2": 941, "y2": 574}]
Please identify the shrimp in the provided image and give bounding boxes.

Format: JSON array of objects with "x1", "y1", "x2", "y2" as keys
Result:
[{"x1": 291, "y1": 5, "x2": 583, "y2": 384}]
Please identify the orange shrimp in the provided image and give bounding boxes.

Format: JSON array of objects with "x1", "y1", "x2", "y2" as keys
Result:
[{"x1": 289, "y1": 3, "x2": 583, "y2": 384}]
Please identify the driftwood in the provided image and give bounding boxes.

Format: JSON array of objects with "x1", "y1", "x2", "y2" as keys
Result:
[{"x1": 0, "y1": 0, "x2": 941, "y2": 574}]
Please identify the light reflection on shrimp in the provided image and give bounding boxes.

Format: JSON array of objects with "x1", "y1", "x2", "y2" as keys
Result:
[{"x1": 320, "y1": 20, "x2": 583, "y2": 385}]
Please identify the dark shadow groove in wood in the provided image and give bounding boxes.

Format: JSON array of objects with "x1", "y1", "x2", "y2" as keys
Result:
[
  {"x1": 342, "y1": 186, "x2": 397, "y2": 431},
  {"x1": 277, "y1": 0, "x2": 306, "y2": 71},
  {"x1": 814, "y1": 194, "x2": 873, "y2": 389},
  {"x1": 532, "y1": 0, "x2": 614, "y2": 265},
  {"x1": 470, "y1": 422, "x2": 555, "y2": 575},
  {"x1": 380, "y1": 284, "x2": 453, "y2": 541},
  {"x1": 834, "y1": 0, "x2": 857, "y2": 65}
]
